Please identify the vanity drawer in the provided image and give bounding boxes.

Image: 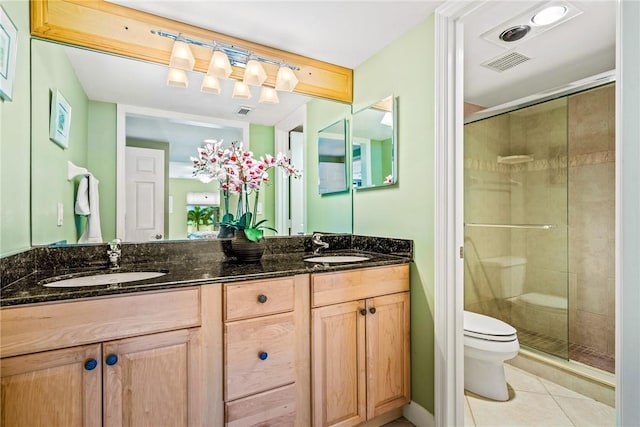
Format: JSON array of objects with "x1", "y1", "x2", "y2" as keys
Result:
[
  {"x1": 311, "y1": 264, "x2": 409, "y2": 307},
  {"x1": 224, "y1": 312, "x2": 295, "y2": 400},
  {"x1": 0, "y1": 288, "x2": 201, "y2": 358},
  {"x1": 225, "y1": 383, "x2": 296, "y2": 427},
  {"x1": 224, "y1": 277, "x2": 295, "y2": 321}
]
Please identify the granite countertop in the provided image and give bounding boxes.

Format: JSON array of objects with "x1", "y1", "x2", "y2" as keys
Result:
[{"x1": 0, "y1": 249, "x2": 411, "y2": 307}]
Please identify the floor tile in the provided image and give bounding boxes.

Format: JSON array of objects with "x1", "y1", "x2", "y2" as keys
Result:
[
  {"x1": 467, "y1": 390, "x2": 574, "y2": 427},
  {"x1": 504, "y1": 364, "x2": 548, "y2": 394},
  {"x1": 539, "y1": 377, "x2": 591, "y2": 400},
  {"x1": 382, "y1": 417, "x2": 414, "y2": 426},
  {"x1": 553, "y1": 396, "x2": 615, "y2": 427},
  {"x1": 464, "y1": 396, "x2": 476, "y2": 427}
]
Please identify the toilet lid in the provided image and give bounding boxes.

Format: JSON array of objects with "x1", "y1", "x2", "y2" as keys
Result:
[{"x1": 464, "y1": 311, "x2": 517, "y2": 341}]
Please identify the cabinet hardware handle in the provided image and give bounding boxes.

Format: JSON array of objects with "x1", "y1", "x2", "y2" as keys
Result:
[
  {"x1": 84, "y1": 359, "x2": 98, "y2": 371},
  {"x1": 257, "y1": 294, "x2": 268, "y2": 303},
  {"x1": 360, "y1": 308, "x2": 367, "y2": 316},
  {"x1": 105, "y1": 354, "x2": 119, "y2": 366},
  {"x1": 369, "y1": 307, "x2": 377, "y2": 314},
  {"x1": 258, "y1": 351, "x2": 269, "y2": 361}
]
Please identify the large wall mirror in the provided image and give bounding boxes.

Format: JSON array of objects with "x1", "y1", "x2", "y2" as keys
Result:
[
  {"x1": 30, "y1": 38, "x2": 353, "y2": 245},
  {"x1": 317, "y1": 119, "x2": 348, "y2": 195},
  {"x1": 352, "y1": 95, "x2": 397, "y2": 189}
]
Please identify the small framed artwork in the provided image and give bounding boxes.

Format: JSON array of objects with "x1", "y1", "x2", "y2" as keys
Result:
[
  {"x1": 0, "y1": 6, "x2": 18, "y2": 101},
  {"x1": 49, "y1": 89, "x2": 72, "y2": 149}
]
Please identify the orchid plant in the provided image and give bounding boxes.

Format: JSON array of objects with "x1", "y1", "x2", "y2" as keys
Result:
[{"x1": 192, "y1": 140, "x2": 300, "y2": 242}]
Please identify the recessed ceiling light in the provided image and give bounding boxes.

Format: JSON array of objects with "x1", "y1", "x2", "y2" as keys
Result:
[{"x1": 531, "y1": 5, "x2": 568, "y2": 26}]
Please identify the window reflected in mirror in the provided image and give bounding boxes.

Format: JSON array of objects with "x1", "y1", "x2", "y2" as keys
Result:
[
  {"x1": 352, "y1": 95, "x2": 396, "y2": 189},
  {"x1": 318, "y1": 119, "x2": 348, "y2": 195}
]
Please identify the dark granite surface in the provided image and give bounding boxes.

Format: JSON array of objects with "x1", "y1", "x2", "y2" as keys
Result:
[{"x1": 1, "y1": 234, "x2": 412, "y2": 307}]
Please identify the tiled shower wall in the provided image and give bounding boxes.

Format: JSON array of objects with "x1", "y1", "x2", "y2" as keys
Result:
[{"x1": 568, "y1": 84, "x2": 616, "y2": 365}]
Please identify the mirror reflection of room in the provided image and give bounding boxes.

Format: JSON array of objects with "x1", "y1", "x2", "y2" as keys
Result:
[
  {"x1": 352, "y1": 95, "x2": 396, "y2": 189},
  {"x1": 30, "y1": 38, "x2": 354, "y2": 245}
]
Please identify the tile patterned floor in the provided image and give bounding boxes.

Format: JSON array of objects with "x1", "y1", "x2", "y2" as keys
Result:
[{"x1": 465, "y1": 364, "x2": 615, "y2": 427}]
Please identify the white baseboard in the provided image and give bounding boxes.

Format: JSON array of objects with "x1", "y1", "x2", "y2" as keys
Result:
[{"x1": 403, "y1": 401, "x2": 435, "y2": 427}]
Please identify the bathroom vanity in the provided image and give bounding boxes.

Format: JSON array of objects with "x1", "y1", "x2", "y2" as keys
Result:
[{"x1": 0, "y1": 236, "x2": 412, "y2": 427}]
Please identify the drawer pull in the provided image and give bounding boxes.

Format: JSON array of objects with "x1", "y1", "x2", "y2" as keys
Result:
[
  {"x1": 360, "y1": 308, "x2": 367, "y2": 316},
  {"x1": 258, "y1": 351, "x2": 269, "y2": 361},
  {"x1": 105, "y1": 354, "x2": 119, "y2": 366},
  {"x1": 369, "y1": 307, "x2": 377, "y2": 314},
  {"x1": 84, "y1": 359, "x2": 98, "y2": 371},
  {"x1": 257, "y1": 294, "x2": 268, "y2": 304}
]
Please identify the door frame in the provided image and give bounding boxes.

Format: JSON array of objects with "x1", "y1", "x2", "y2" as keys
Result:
[
  {"x1": 434, "y1": 1, "x2": 633, "y2": 425},
  {"x1": 274, "y1": 104, "x2": 307, "y2": 236}
]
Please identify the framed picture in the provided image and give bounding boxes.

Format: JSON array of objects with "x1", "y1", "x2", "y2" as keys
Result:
[
  {"x1": 49, "y1": 89, "x2": 72, "y2": 149},
  {"x1": 0, "y1": 6, "x2": 18, "y2": 101}
]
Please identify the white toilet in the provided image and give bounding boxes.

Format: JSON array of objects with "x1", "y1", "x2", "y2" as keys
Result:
[{"x1": 464, "y1": 310, "x2": 519, "y2": 401}]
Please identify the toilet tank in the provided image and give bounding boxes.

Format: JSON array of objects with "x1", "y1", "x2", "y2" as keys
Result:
[{"x1": 479, "y1": 256, "x2": 527, "y2": 298}]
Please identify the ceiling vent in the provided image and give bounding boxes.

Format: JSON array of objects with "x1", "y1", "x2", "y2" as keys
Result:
[
  {"x1": 481, "y1": 51, "x2": 531, "y2": 72},
  {"x1": 234, "y1": 105, "x2": 253, "y2": 116}
]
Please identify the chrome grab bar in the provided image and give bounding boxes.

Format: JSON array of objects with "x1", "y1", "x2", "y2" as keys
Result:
[{"x1": 465, "y1": 223, "x2": 556, "y2": 230}]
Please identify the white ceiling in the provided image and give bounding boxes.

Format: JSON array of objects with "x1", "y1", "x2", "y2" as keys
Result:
[{"x1": 62, "y1": 0, "x2": 616, "y2": 163}]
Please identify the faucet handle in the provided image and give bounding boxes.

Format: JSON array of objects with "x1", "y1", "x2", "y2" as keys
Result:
[{"x1": 108, "y1": 238, "x2": 121, "y2": 252}]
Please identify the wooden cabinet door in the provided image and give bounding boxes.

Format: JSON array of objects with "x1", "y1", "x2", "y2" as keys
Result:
[
  {"x1": 0, "y1": 343, "x2": 102, "y2": 427},
  {"x1": 103, "y1": 328, "x2": 201, "y2": 427},
  {"x1": 312, "y1": 300, "x2": 366, "y2": 427},
  {"x1": 365, "y1": 292, "x2": 411, "y2": 419}
]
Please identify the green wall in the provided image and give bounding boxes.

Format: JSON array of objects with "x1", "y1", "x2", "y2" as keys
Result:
[
  {"x1": 249, "y1": 124, "x2": 277, "y2": 235},
  {"x1": 0, "y1": 0, "x2": 30, "y2": 256},
  {"x1": 87, "y1": 101, "x2": 116, "y2": 241},
  {"x1": 31, "y1": 38, "x2": 90, "y2": 245},
  {"x1": 305, "y1": 99, "x2": 352, "y2": 234},
  {"x1": 352, "y1": 16, "x2": 436, "y2": 412}
]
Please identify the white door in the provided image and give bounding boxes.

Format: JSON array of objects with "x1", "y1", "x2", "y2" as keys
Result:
[
  {"x1": 289, "y1": 131, "x2": 305, "y2": 235},
  {"x1": 125, "y1": 147, "x2": 164, "y2": 241}
]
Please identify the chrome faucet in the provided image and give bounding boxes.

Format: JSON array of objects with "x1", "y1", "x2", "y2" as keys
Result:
[
  {"x1": 312, "y1": 233, "x2": 330, "y2": 254},
  {"x1": 107, "y1": 238, "x2": 122, "y2": 269}
]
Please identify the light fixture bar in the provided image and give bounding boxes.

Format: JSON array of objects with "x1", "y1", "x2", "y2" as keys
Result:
[{"x1": 151, "y1": 29, "x2": 300, "y2": 71}]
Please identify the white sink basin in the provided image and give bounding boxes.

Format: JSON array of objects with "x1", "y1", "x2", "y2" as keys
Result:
[
  {"x1": 41, "y1": 271, "x2": 167, "y2": 288},
  {"x1": 304, "y1": 255, "x2": 370, "y2": 263}
]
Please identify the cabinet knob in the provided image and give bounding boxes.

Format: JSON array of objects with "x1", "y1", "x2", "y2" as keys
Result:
[
  {"x1": 105, "y1": 354, "x2": 119, "y2": 366},
  {"x1": 360, "y1": 308, "x2": 367, "y2": 316},
  {"x1": 369, "y1": 307, "x2": 377, "y2": 315},
  {"x1": 258, "y1": 351, "x2": 268, "y2": 361},
  {"x1": 84, "y1": 359, "x2": 98, "y2": 371},
  {"x1": 257, "y1": 294, "x2": 268, "y2": 304}
]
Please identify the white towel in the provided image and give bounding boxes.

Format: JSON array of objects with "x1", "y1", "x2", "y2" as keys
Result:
[{"x1": 75, "y1": 173, "x2": 103, "y2": 243}]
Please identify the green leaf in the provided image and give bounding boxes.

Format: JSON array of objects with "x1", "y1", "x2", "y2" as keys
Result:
[
  {"x1": 222, "y1": 213, "x2": 234, "y2": 223},
  {"x1": 244, "y1": 228, "x2": 264, "y2": 242}
]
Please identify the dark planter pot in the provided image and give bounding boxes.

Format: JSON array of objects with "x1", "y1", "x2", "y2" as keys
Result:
[
  {"x1": 218, "y1": 224, "x2": 235, "y2": 239},
  {"x1": 227, "y1": 231, "x2": 265, "y2": 262}
]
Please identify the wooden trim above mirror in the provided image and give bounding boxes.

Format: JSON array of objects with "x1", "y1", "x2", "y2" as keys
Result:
[{"x1": 30, "y1": 0, "x2": 353, "y2": 103}]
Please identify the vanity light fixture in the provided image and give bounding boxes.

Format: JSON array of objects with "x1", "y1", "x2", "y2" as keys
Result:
[
  {"x1": 207, "y1": 49, "x2": 233, "y2": 79},
  {"x1": 244, "y1": 58, "x2": 268, "y2": 86},
  {"x1": 531, "y1": 5, "x2": 568, "y2": 26},
  {"x1": 232, "y1": 81, "x2": 252, "y2": 99},
  {"x1": 169, "y1": 36, "x2": 195, "y2": 71},
  {"x1": 259, "y1": 87, "x2": 279, "y2": 104},
  {"x1": 201, "y1": 75, "x2": 221, "y2": 94},
  {"x1": 275, "y1": 65, "x2": 299, "y2": 92},
  {"x1": 152, "y1": 29, "x2": 299, "y2": 104},
  {"x1": 167, "y1": 68, "x2": 189, "y2": 88}
]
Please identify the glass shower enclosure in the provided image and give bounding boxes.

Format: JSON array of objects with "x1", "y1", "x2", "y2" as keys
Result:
[
  {"x1": 464, "y1": 81, "x2": 616, "y2": 374},
  {"x1": 464, "y1": 97, "x2": 570, "y2": 359}
]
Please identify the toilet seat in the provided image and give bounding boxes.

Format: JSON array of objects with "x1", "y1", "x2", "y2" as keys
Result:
[{"x1": 464, "y1": 311, "x2": 517, "y2": 342}]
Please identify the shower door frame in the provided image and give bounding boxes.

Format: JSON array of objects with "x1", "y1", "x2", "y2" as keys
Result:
[{"x1": 433, "y1": 1, "x2": 636, "y2": 426}]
